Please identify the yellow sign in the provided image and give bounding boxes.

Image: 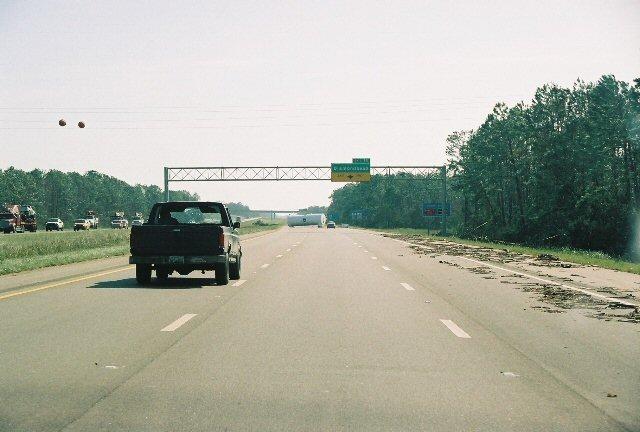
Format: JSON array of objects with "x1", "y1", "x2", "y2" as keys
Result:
[{"x1": 331, "y1": 172, "x2": 371, "y2": 182}]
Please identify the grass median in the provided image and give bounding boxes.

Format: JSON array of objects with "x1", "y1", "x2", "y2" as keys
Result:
[
  {"x1": 0, "y1": 219, "x2": 284, "y2": 276},
  {"x1": 365, "y1": 227, "x2": 640, "y2": 275}
]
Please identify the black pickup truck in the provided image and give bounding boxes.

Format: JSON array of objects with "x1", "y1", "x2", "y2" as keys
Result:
[{"x1": 129, "y1": 201, "x2": 242, "y2": 285}]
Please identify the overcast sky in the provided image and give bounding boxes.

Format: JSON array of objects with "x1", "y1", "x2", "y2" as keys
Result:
[{"x1": 1, "y1": 0, "x2": 639, "y2": 209}]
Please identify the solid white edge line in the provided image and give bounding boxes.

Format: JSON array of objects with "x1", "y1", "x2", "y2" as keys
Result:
[
  {"x1": 400, "y1": 282, "x2": 415, "y2": 291},
  {"x1": 440, "y1": 319, "x2": 471, "y2": 338},
  {"x1": 260, "y1": 263, "x2": 270, "y2": 269},
  {"x1": 161, "y1": 314, "x2": 197, "y2": 332},
  {"x1": 232, "y1": 279, "x2": 247, "y2": 287},
  {"x1": 382, "y1": 266, "x2": 391, "y2": 271},
  {"x1": 459, "y1": 256, "x2": 638, "y2": 307},
  {"x1": 387, "y1": 235, "x2": 638, "y2": 308}
]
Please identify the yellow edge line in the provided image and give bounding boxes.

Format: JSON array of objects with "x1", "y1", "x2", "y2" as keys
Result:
[
  {"x1": 0, "y1": 226, "x2": 280, "y2": 302},
  {"x1": 242, "y1": 226, "x2": 283, "y2": 242},
  {"x1": 0, "y1": 266, "x2": 132, "y2": 301}
]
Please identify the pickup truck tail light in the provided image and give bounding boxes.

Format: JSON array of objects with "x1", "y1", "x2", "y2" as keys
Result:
[{"x1": 218, "y1": 232, "x2": 226, "y2": 248}]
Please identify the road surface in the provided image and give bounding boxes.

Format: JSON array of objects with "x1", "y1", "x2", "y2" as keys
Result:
[{"x1": 0, "y1": 227, "x2": 638, "y2": 431}]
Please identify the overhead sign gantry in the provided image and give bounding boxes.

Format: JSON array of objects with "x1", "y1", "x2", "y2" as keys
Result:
[{"x1": 163, "y1": 161, "x2": 449, "y2": 232}]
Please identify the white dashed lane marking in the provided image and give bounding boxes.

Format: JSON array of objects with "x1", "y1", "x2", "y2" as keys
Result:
[
  {"x1": 440, "y1": 319, "x2": 471, "y2": 338},
  {"x1": 276, "y1": 254, "x2": 283, "y2": 258},
  {"x1": 382, "y1": 266, "x2": 391, "y2": 271},
  {"x1": 400, "y1": 283, "x2": 415, "y2": 291},
  {"x1": 260, "y1": 264, "x2": 270, "y2": 269},
  {"x1": 371, "y1": 256, "x2": 378, "y2": 260},
  {"x1": 232, "y1": 280, "x2": 247, "y2": 287},
  {"x1": 161, "y1": 314, "x2": 197, "y2": 332},
  {"x1": 286, "y1": 248, "x2": 291, "y2": 252}
]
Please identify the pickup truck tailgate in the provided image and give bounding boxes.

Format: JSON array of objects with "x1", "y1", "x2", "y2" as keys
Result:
[{"x1": 130, "y1": 225, "x2": 223, "y2": 256}]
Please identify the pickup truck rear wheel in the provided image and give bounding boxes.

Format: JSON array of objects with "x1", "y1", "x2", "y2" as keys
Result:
[
  {"x1": 229, "y1": 255, "x2": 241, "y2": 280},
  {"x1": 156, "y1": 268, "x2": 169, "y2": 281},
  {"x1": 215, "y1": 258, "x2": 230, "y2": 285},
  {"x1": 136, "y1": 264, "x2": 152, "y2": 284}
]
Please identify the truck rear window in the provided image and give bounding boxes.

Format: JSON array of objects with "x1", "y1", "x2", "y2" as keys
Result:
[{"x1": 154, "y1": 204, "x2": 224, "y2": 225}]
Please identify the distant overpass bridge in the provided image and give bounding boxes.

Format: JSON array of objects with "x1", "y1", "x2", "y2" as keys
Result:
[
  {"x1": 250, "y1": 209, "x2": 299, "y2": 219},
  {"x1": 252, "y1": 209, "x2": 299, "y2": 214}
]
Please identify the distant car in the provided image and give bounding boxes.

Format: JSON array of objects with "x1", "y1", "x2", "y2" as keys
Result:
[
  {"x1": 85, "y1": 212, "x2": 99, "y2": 229},
  {"x1": 45, "y1": 218, "x2": 64, "y2": 231},
  {"x1": 327, "y1": 221, "x2": 336, "y2": 228},
  {"x1": 111, "y1": 218, "x2": 129, "y2": 229},
  {"x1": 73, "y1": 219, "x2": 91, "y2": 231},
  {"x1": 341, "y1": 223, "x2": 349, "y2": 228},
  {"x1": 131, "y1": 218, "x2": 144, "y2": 226}
]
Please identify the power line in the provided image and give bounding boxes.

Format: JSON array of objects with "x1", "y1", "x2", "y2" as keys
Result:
[
  {"x1": 0, "y1": 116, "x2": 478, "y2": 130},
  {"x1": 0, "y1": 95, "x2": 528, "y2": 113}
]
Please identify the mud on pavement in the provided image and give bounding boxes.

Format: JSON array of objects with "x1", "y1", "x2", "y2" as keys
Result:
[{"x1": 385, "y1": 233, "x2": 640, "y2": 324}]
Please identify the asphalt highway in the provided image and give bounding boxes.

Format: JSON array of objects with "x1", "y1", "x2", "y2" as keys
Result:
[{"x1": 0, "y1": 227, "x2": 638, "y2": 431}]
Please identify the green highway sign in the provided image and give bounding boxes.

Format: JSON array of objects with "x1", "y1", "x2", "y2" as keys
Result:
[
  {"x1": 331, "y1": 161, "x2": 371, "y2": 182},
  {"x1": 331, "y1": 163, "x2": 370, "y2": 173}
]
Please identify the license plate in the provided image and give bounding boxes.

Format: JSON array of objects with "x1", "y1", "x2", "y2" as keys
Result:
[{"x1": 169, "y1": 256, "x2": 184, "y2": 264}]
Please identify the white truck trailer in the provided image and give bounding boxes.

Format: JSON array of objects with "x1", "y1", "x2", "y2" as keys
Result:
[{"x1": 287, "y1": 213, "x2": 326, "y2": 228}]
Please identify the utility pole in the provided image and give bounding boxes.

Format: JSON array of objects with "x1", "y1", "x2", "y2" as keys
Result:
[{"x1": 441, "y1": 165, "x2": 448, "y2": 235}]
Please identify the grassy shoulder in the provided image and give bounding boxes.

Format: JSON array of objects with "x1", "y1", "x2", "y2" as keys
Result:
[
  {"x1": 366, "y1": 227, "x2": 640, "y2": 275},
  {"x1": 0, "y1": 219, "x2": 283, "y2": 276},
  {"x1": 237, "y1": 218, "x2": 285, "y2": 235}
]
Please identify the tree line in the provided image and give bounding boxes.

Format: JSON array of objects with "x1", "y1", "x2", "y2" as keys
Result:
[
  {"x1": 328, "y1": 75, "x2": 640, "y2": 257},
  {"x1": 327, "y1": 174, "x2": 442, "y2": 228},
  {"x1": 0, "y1": 168, "x2": 198, "y2": 226}
]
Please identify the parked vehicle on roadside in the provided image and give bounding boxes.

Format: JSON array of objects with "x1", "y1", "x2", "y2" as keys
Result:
[
  {"x1": 45, "y1": 218, "x2": 64, "y2": 231},
  {"x1": 0, "y1": 204, "x2": 37, "y2": 233},
  {"x1": 129, "y1": 201, "x2": 242, "y2": 285},
  {"x1": 327, "y1": 221, "x2": 336, "y2": 228},
  {"x1": 111, "y1": 212, "x2": 129, "y2": 229},
  {"x1": 131, "y1": 212, "x2": 144, "y2": 226},
  {"x1": 19, "y1": 205, "x2": 37, "y2": 232},
  {"x1": 0, "y1": 208, "x2": 20, "y2": 233},
  {"x1": 73, "y1": 219, "x2": 91, "y2": 231},
  {"x1": 85, "y1": 210, "x2": 99, "y2": 229}
]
